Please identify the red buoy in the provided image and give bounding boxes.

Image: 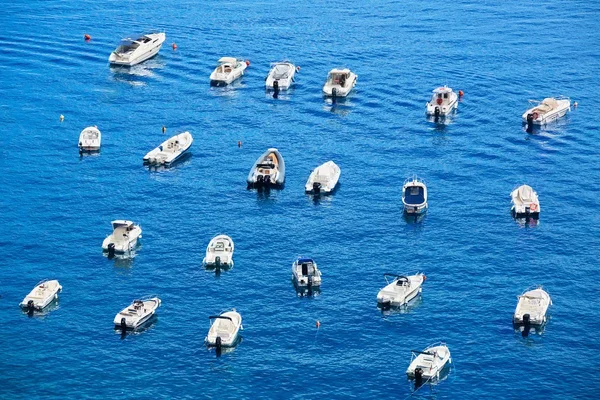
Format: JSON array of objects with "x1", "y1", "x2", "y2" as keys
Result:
[
  {"x1": 245, "y1": 60, "x2": 250, "y2": 67},
  {"x1": 84, "y1": 34, "x2": 91, "y2": 41},
  {"x1": 458, "y1": 90, "x2": 464, "y2": 97},
  {"x1": 316, "y1": 320, "x2": 321, "y2": 328},
  {"x1": 237, "y1": 140, "x2": 242, "y2": 148},
  {"x1": 172, "y1": 43, "x2": 177, "y2": 50}
]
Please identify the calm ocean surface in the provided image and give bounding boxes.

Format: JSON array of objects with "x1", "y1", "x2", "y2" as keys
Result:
[{"x1": 1, "y1": 0, "x2": 599, "y2": 398}]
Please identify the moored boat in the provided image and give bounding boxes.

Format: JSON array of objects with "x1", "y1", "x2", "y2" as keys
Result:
[
  {"x1": 247, "y1": 148, "x2": 285, "y2": 188},
  {"x1": 406, "y1": 343, "x2": 452, "y2": 385},
  {"x1": 109, "y1": 33, "x2": 165, "y2": 66},
  {"x1": 522, "y1": 97, "x2": 570, "y2": 127},
  {"x1": 377, "y1": 273, "x2": 425, "y2": 310},
  {"x1": 78, "y1": 126, "x2": 101, "y2": 152},
  {"x1": 510, "y1": 184, "x2": 540, "y2": 219},
  {"x1": 143, "y1": 131, "x2": 193, "y2": 166},
  {"x1": 402, "y1": 177, "x2": 428, "y2": 215},
  {"x1": 203, "y1": 235, "x2": 234, "y2": 269},
  {"x1": 19, "y1": 280, "x2": 62, "y2": 313},
  {"x1": 205, "y1": 309, "x2": 243, "y2": 351},
  {"x1": 292, "y1": 257, "x2": 322, "y2": 287},
  {"x1": 513, "y1": 287, "x2": 552, "y2": 327},
  {"x1": 425, "y1": 86, "x2": 458, "y2": 118},
  {"x1": 102, "y1": 220, "x2": 142, "y2": 258},
  {"x1": 265, "y1": 61, "x2": 297, "y2": 91},
  {"x1": 210, "y1": 57, "x2": 248, "y2": 86},
  {"x1": 305, "y1": 161, "x2": 340, "y2": 195},
  {"x1": 322, "y1": 68, "x2": 357, "y2": 98},
  {"x1": 114, "y1": 297, "x2": 161, "y2": 331}
]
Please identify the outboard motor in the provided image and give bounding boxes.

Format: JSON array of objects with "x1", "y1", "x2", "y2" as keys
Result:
[
  {"x1": 332, "y1": 88, "x2": 337, "y2": 103},
  {"x1": 434, "y1": 106, "x2": 441, "y2": 120},
  {"x1": 273, "y1": 80, "x2": 280, "y2": 99},
  {"x1": 522, "y1": 313, "x2": 531, "y2": 338},
  {"x1": 263, "y1": 175, "x2": 271, "y2": 186},
  {"x1": 216, "y1": 336, "x2": 222, "y2": 357},
  {"x1": 256, "y1": 175, "x2": 264, "y2": 185},
  {"x1": 27, "y1": 300, "x2": 35, "y2": 316},
  {"x1": 525, "y1": 205, "x2": 530, "y2": 219},
  {"x1": 381, "y1": 299, "x2": 391, "y2": 311},
  {"x1": 414, "y1": 367, "x2": 424, "y2": 388},
  {"x1": 215, "y1": 256, "x2": 221, "y2": 273},
  {"x1": 312, "y1": 182, "x2": 321, "y2": 195},
  {"x1": 107, "y1": 243, "x2": 116, "y2": 259},
  {"x1": 307, "y1": 275, "x2": 313, "y2": 288},
  {"x1": 301, "y1": 263, "x2": 309, "y2": 276}
]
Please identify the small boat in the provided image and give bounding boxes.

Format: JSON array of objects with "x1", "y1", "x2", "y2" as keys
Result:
[
  {"x1": 247, "y1": 148, "x2": 285, "y2": 188},
  {"x1": 143, "y1": 132, "x2": 193, "y2": 166},
  {"x1": 78, "y1": 126, "x2": 101, "y2": 152},
  {"x1": 109, "y1": 33, "x2": 166, "y2": 66},
  {"x1": 513, "y1": 287, "x2": 552, "y2": 327},
  {"x1": 510, "y1": 184, "x2": 540, "y2": 219},
  {"x1": 265, "y1": 61, "x2": 297, "y2": 91},
  {"x1": 203, "y1": 235, "x2": 234, "y2": 269},
  {"x1": 305, "y1": 161, "x2": 340, "y2": 195},
  {"x1": 522, "y1": 97, "x2": 570, "y2": 126},
  {"x1": 406, "y1": 343, "x2": 452, "y2": 384},
  {"x1": 402, "y1": 178, "x2": 428, "y2": 215},
  {"x1": 210, "y1": 57, "x2": 248, "y2": 86},
  {"x1": 322, "y1": 68, "x2": 357, "y2": 98},
  {"x1": 377, "y1": 273, "x2": 425, "y2": 310},
  {"x1": 114, "y1": 297, "x2": 161, "y2": 331},
  {"x1": 426, "y1": 86, "x2": 458, "y2": 118},
  {"x1": 205, "y1": 309, "x2": 243, "y2": 350},
  {"x1": 102, "y1": 220, "x2": 142, "y2": 257},
  {"x1": 19, "y1": 280, "x2": 62, "y2": 313},
  {"x1": 292, "y1": 257, "x2": 322, "y2": 287}
]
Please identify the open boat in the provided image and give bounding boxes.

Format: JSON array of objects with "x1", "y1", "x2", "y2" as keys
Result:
[
  {"x1": 377, "y1": 273, "x2": 425, "y2": 310},
  {"x1": 78, "y1": 126, "x2": 101, "y2": 152},
  {"x1": 102, "y1": 220, "x2": 142, "y2": 257},
  {"x1": 522, "y1": 97, "x2": 570, "y2": 126},
  {"x1": 210, "y1": 57, "x2": 248, "y2": 86},
  {"x1": 205, "y1": 309, "x2": 243, "y2": 349},
  {"x1": 292, "y1": 257, "x2": 322, "y2": 287},
  {"x1": 513, "y1": 287, "x2": 552, "y2": 327},
  {"x1": 265, "y1": 61, "x2": 297, "y2": 91},
  {"x1": 305, "y1": 161, "x2": 340, "y2": 195},
  {"x1": 322, "y1": 68, "x2": 357, "y2": 98},
  {"x1": 406, "y1": 343, "x2": 452, "y2": 383},
  {"x1": 203, "y1": 235, "x2": 234, "y2": 269},
  {"x1": 114, "y1": 297, "x2": 161, "y2": 331},
  {"x1": 510, "y1": 184, "x2": 540, "y2": 219},
  {"x1": 402, "y1": 178, "x2": 428, "y2": 215},
  {"x1": 247, "y1": 148, "x2": 285, "y2": 188},
  {"x1": 143, "y1": 132, "x2": 193, "y2": 166},
  {"x1": 20, "y1": 280, "x2": 62, "y2": 313},
  {"x1": 109, "y1": 33, "x2": 165, "y2": 66},
  {"x1": 426, "y1": 86, "x2": 458, "y2": 118}
]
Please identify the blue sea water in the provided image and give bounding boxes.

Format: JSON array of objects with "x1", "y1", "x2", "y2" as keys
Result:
[{"x1": 1, "y1": 0, "x2": 600, "y2": 398}]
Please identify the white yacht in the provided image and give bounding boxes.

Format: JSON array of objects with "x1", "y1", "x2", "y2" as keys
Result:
[
  {"x1": 322, "y1": 68, "x2": 357, "y2": 98},
  {"x1": 513, "y1": 287, "x2": 552, "y2": 326},
  {"x1": 426, "y1": 86, "x2": 458, "y2": 117},
  {"x1": 406, "y1": 343, "x2": 452, "y2": 383},
  {"x1": 78, "y1": 126, "x2": 101, "y2": 152},
  {"x1": 265, "y1": 61, "x2": 297, "y2": 91},
  {"x1": 402, "y1": 178, "x2": 428, "y2": 215},
  {"x1": 377, "y1": 273, "x2": 425, "y2": 310},
  {"x1": 19, "y1": 280, "x2": 62, "y2": 313},
  {"x1": 205, "y1": 309, "x2": 243, "y2": 349},
  {"x1": 522, "y1": 97, "x2": 570, "y2": 126},
  {"x1": 102, "y1": 220, "x2": 142, "y2": 257},
  {"x1": 114, "y1": 297, "x2": 161, "y2": 331},
  {"x1": 247, "y1": 148, "x2": 285, "y2": 188},
  {"x1": 305, "y1": 161, "x2": 340, "y2": 195},
  {"x1": 203, "y1": 235, "x2": 234, "y2": 269},
  {"x1": 143, "y1": 131, "x2": 193, "y2": 166},
  {"x1": 292, "y1": 257, "x2": 322, "y2": 287},
  {"x1": 210, "y1": 57, "x2": 248, "y2": 86},
  {"x1": 510, "y1": 184, "x2": 540, "y2": 218},
  {"x1": 109, "y1": 33, "x2": 166, "y2": 66}
]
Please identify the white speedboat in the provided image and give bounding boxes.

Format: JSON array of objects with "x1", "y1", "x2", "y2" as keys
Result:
[
  {"x1": 513, "y1": 287, "x2": 552, "y2": 326},
  {"x1": 102, "y1": 220, "x2": 142, "y2": 257},
  {"x1": 406, "y1": 343, "x2": 452, "y2": 383},
  {"x1": 20, "y1": 280, "x2": 62, "y2": 313},
  {"x1": 402, "y1": 178, "x2": 428, "y2": 215},
  {"x1": 203, "y1": 235, "x2": 234, "y2": 269},
  {"x1": 322, "y1": 68, "x2": 357, "y2": 98},
  {"x1": 426, "y1": 86, "x2": 458, "y2": 117},
  {"x1": 377, "y1": 273, "x2": 425, "y2": 310},
  {"x1": 205, "y1": 309, "x2": 243, "y2": 350},
  {"x1": 143, "y1": 131, "x2": 193, "y2": 166},
  {"x1": 510, "y1": 184, "x2": 540, "y2": 219},
  {"x1": 210, "y1": 57, "x2": 248, "y2": 86},
  {"x1": 109, "y1": 33, "x2": 166, "y2": 66},
  {"x1": 305, "y1": 161, "x2": 340, "y2": 195},
  {"x1": 114, "y1": 297, "x2": 161, "y2": 331},
  {"x1": 522, "y1": 97, "x2": 570, "y2": 126},
  {"x1": 292, "y1": 257, "x2": 322, "y2": 287},
  {"x1": 247, "y1": 148, "x2": 285, "y2": 188},
  {"x1": 78, "y1": 126, "x2": 101, "y2": 152},
  {"x1": 265, "y1": 61, "x2": 297, "y2": 91}
]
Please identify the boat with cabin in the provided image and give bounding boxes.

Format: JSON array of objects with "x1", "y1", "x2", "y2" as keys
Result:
[
  {"x1": 291, "y1": 257, "x2": 322, "y2": 287},
  {"x1": 109, "y1": 33, "x2": 165, "y2": 66},
  {"x1": 426, "y1": 86, "x2": 458, "y2": 118},
  {"x1": 102, "y1": 220, "x2": 142, "y2": 257},
  {"x1": 402, "y1": 178, "x2": 428, "y2": 215},
  {"x1": 322, "y1": 68, "x2": 357, "y2": 98},
  {"x1": 78, "y1": 126, "x2": 101, "y2": 152},
  {"x1": 210, "y1": 57, "x2": 248, "y2": 86}
]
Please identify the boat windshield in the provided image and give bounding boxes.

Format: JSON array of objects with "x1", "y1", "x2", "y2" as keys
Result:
[
  {"x1": 257, "y1": 163, "x2": 275, "y2": 169},
  {"x1": 116, "y1": 40, "x2": 140, "y2": 53},
  {"x1": 404, "y1": 186, "x2": 425, "y2": 205},
  {"x1": 213, "y1": 242, "x2": 225, "y2": 251},
  {"x1": 82, "y1": 130, "x2": 99, "y2": 139},
  {"x1": 328, "y1": 73, "x2": 348, "y2": 86}
]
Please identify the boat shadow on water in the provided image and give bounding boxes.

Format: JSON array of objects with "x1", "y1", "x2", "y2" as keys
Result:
[
  {"x1": 207, "y1": 336, "x2": 243, "y2": 358},
  {"x1": 22, "y1": 298, "x2": 60, "y2": 318},
  {"x1": 79, "y1": 149, "x2": 101, "y2": 159},
  {"x1": 292, "y1": 281, "x2": 321, "y2": 298},
  {"x1": 408, "y1": 362, "x2": 452, "y2": 395},
  {"x1": 205, "y1": 264, "x2": 233, "y2": 278},
  {"x1": 109, "y1": 58, "x2": 165, "y2": 86},
  {"x1": 115, "y1": 315, "x2": 158, "y2": 339},
  {"x1": 513, "y1": 319, "x2": 548, "y2": 338},
  {"x1": 403, "y1": 211, "x2": 427, "y2": 224},
  {"x1": 380, "y1": 294, "x2": 422, "y2": 317}
]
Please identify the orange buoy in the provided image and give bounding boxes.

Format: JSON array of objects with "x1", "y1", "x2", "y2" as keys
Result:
[
  {"x1": 316, "y1": 320, "x2": 321, "y2": 328},
  {"x1": 162, "y1": 126, "x2": 166, "y2": 133},
  {"x1": 458, "y1": 90, "x2": 464, "y2": 97},
  {"x1": 296, "y1": 65, "x2": 301, "y2": 72},
  {"x1": 84, "y1": 34, "x2": 91, "y2": 41},
  {"x1": 422, "y1": 275, "x2": 427, "y2": 281},
  {"x1": 245, "y1": 60, "x2": 250, "y2": 67},
  {"x1": 237, "y1": 140, "x2": 242, "y2": 148},
  {"x1": 172, "y1": 43, "x2": 177, "y2": 50}
]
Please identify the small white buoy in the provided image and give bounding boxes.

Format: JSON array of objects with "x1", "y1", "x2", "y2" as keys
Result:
[{"x1": 59, "y1": 114, "x2": 64, "y2": 122}]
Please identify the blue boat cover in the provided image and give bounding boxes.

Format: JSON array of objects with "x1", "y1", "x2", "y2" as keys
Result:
[
  {"x1": 404, "y1": 186, "x2": 425, "y2": 205},
  {"x1": 297, "y1": 257, "x2": 313, "y2": 264}
]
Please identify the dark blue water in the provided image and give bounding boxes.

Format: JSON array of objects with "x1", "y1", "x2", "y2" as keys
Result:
[{"x1": 1, "y1": 0, "x2": 599, "y2": 398}]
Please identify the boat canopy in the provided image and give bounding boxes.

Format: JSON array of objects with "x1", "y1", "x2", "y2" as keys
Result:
[
  {"x1": 297, "y1": 257, "x2": 314, "y2": 264},
  {"x1": 111, "y1": 220, "x2": 134, "y2": 229},
  {"x1": 218, "y1": 57, "x2": 238, "y2": 64},
  {"x1": 404, "y1": 186, "x2": 425, "y2": 205},
  {"x1": 272, "y1": 64, "x2": 291, "y2": 79},
  {"x1": 209, "y1": 315, "x2": 233, "y2": 321},
  {"x1": 432, "y1": 86, "x2": 452, "y2": 94}
]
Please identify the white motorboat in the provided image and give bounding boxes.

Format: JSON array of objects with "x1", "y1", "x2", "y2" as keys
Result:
[
  {"x1": 19, "y1": 280, "x2": 62, "y2": 313},
  {"x1": 377, "y1": 273, "x2": 425, "y2": 310},
  {"x1": 510, "y1": 184, "x2": 540, "y2": 218},
  {"x1": 102, "y1": 220, "x2": 142, "y2": 257},
  {"x1": 205, "y1": 309, "x2": 243, "y2": 350},
  {"x1": 513, "y1": 287, "x2": 552, "y2": 326},
  {"x1": 305, "y1": 161, "x2": 340, "y2": 195},
  {"x1": 203, "y1": 235, "x2": 234, "y2": 269},
  {"x1": 426, "y1": 86, "x2": 458, "y2": 117},
  {"x1": 292, "y1": 257, "x2": 322, "y2": 287},
  {"x1": 78, "y1": 126, "x2": 101, "y2": 152},
  {"x1": 322, "y1": 68, "x2": 357, "y2": 98},
  {"x1": 247, "y1": 148, "x2": 285, "y2": 188},
  {"x1": 406, "y1": 343, "x2": 452, "y2": 383},
  {"x1": 265, "y1": 61, "x2": 297, "y2": 91},
  {"x1": 143, "y1": 131, "x2": 193, "y2": 166},
  {"x1": 210, "y1": 57, "x2": 248, "y2": 86},
  {"x1": 402, "y1": 178, "x2": 428, "y2": 215},
  {"x1": 109, "y1": 33, "x2": 166, "y2": 66},
  {"x1": 114, "y1": 297, "x2": 161, "y2": 331},
  {"x1": 522, "y1": 97, "x2": 570, "y2": 126}
]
